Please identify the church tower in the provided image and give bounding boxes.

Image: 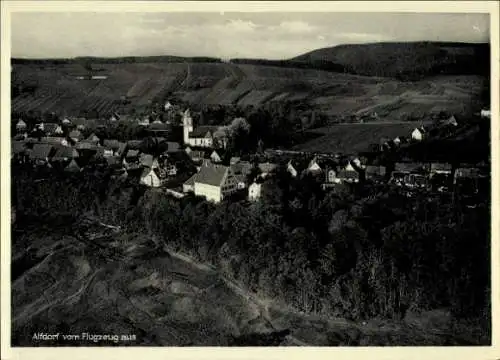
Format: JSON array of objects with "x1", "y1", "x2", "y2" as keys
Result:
[{"x1": 182, "y1": 109, "x2": 193, "y2": 145}]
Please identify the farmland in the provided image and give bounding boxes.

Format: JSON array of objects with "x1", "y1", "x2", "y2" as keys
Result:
[
  {"x1": 293, "y1": 122, "x2": 433, "y2": 154},
  {"x1": 11, "y1": 60, "x2": 487, "y2": 120}
]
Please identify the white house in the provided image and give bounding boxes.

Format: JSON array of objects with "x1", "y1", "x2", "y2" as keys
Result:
[
  {"x1": 62, "y1": 118, "x2": 72, "y2": 126},
  {"x1": 188, "y1": 162, "x2": 239, "y2": 203},
  {"x1": 481, "y1": 109, "x2": 491, "y2": 119},
  {"x1": 16, "y1": 119, "x2": 27, "y2": 132},
  {"x1": 140, "y1": 168, "x2": 162, "y2": 187},
  {"x1": 164, "y1": 101, "x2": 173, "y2": 111},
  {"x1": 411, "y1": 127, "x2": 426, "y2": 141},
  {"x1": 248, "y1": 181, "x2": 262, "y2": 201},
  {"x1": 307, "y1": 157, "x2": 322, "y2": 174},
  {"x1": 210, "y1": 150, "x2": 223, "y2": 163}
]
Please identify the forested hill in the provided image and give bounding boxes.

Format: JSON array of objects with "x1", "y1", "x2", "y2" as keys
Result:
[
  {"x1": 291, "y1": 42, "x2": 490, "y2": 80},
  {"x1": 12, "y1": 41, "x2": 490, "y2": 80}
]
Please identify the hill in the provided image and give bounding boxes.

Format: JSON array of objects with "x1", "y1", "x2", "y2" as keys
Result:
[
  {"x1": 292, "y1": 42, "x2": 490, "y2": 80},
  {"x1": 11, "y1": 61, "x2": 488, "y2": 121}
]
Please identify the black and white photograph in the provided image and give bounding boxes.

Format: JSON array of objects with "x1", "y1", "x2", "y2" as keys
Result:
[{"x1": 2, "y1": 0, "x2": 498, "y2": 356}]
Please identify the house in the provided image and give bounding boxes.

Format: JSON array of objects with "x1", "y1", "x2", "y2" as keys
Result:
[
  {"x1": 230, "y1": 157, "x2": 241, "y2": 165},
  {"x1": 11, "y1": 141, "x2": 27, "y2": 163},
  {"x1": 75, "y1": 140, "x2": 95, "y2": 150},
  {"x1": 393, "y1": 136, "x2": 408, "y2": 146},
  {"x1": 336, "y1": 168, "x2": 360, "y2": 183},
  {"x1": 287, "y1": 158, "x2": 309, "y2": 178},
  {"x1": 210, "y1": 150, "x2": 223, "y2": 163},
  {"x1": 28, "y1": 144, "x2": 54, "y2": 165},
  {"x1": 231, "y1": 161, "x2": 253, "y2": 178},
  {"x1": 40, "y1": 137, "x2": 69, "y2": 146},
  {"x1": 186, "y1": 149, "x2": 206, "y2": 162},
  {"x1": 164, "y1": 101, "x2": 173, "y2": 111},
  {"x1": 126, "y1": 140, "x2": 143, "y2": 150},
  {"x1": 62, "y1": 118, "x2": 72, "y2": 126},
  {"x1": 140, "y1": 167, "x2": 162, "y2": 188},
  {"x1": 190, "y1": 162, "x2": 239, "y2": 203},
  {"x1": 69, "y1": 130, "x2": 83, "y2": 142},
  {"x1": 364, "y1": 165, "x2": 387, "y2": 182},
  {"x1": 64, "y1": 158, "x2": 81, "y2": 173},
  {"x1": 42, "y1": 123, "x2": 61, "y2": 136},
  {"x1": 307, "y1": 156, "x2": 323, "y2": 174},
  {"x1": 258, "y1": 162, "x2": 278, "y2": 178},
  {"x1": 430, "y1": 163, "x2": 452, "y2": 176},
  {"x1": 72, "y1": 118, "x2": 87, "y2": 130},
  {"x1": 51, "y1": 145, "x2": 78, "y2": 163},
  {"x1": 322, "y1": 166, "x2": 342, "y2": 189},
  {"x1": 16, "y1": 119, "x2": 27, "y2": 132},
  {"x1": 86, "y1": 133, "x2": 100, "y2": 145},
  {"x1": 140, "y1": 154, "x2": 159, "y2": 169},
  {"x1": 411, "y1": 127, "x2": 426, "y2": 141},
  {"x1": 138, "y1": 117, "x2": 150, "y2": 127},
  {"x1": 248, "y1": 179, "x2": 265, "y2": 201},
  {"x1": 454, "y1": 167, "x2": 481, "y2": 183},
  {"x1": 124, "y1": 149, "x2": 140, "y2": 167},
  {"x1": 403, "y1": 173, "x2": 427, "y2": 189},
  {"x1": 480, "y1": 109, "x2": 491, "y2": 119},
  {"x1": 183, "y1": 173, "x2": 197, "y2": 193},
  {"x1": 103, "y1": 139, "x2": 127, "y2": 157},
  {"x1": 391, "y1": 162, "x2": 428, "y2": 186},
  {"x1": 444, "y1": 115, "x2": 458, "y2": 127},
  {"x1": 164, "y1": 142, "x2": 180, "y2": 153}
]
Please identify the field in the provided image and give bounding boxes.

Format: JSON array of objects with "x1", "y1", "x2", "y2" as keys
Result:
[
  {"x1": 293, "y1": 122, "x2": 432, "y2": 154},
  {"x1": 11, "y1": 60, "x2": 487, "y2": 120}
]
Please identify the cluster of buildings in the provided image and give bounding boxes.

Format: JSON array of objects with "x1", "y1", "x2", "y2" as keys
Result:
[{"x1": 12, "y1": 106, "x2": 491, "y2": 204}]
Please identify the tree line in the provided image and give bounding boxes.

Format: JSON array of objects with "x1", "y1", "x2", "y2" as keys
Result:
[{"x1": 12, "y1": 161, "x2": 491, "y2": 331}]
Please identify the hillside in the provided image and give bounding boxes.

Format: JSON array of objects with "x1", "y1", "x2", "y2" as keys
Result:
[
  {"x1": 292, "y1": 42, "x2": 490, "y2": 80},
  {"x1": 11, "y1": 60, "x2": 488, "y2": 120}
]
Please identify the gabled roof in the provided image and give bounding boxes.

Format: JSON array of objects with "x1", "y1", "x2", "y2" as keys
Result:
[
  {"x1": 76, "y1": 140, "x2": 95, "y2": 150},
  {"x1": 40, "y1": 137, "x2": 66, "y2": 144},
  {"x1": 69, "y1": 130, "x2": 83, "y2": 139},
  {"x1": 106, "y1": 156, "x2": 122, "y2": 168},
  {"x1": 16, "y1": 119, "x2": 27, "y2": 127},
  {"x1": 337, "y1": 169, "x2": 360, "y2": 179},
  {"x1": 65, "y1": 159, "x2": 81, "y2": 172},
  {"x1": 51, "y1": 145, "x2": 76, "y2": 160},
  {"x1": 394, "y1": 162, "x2": 427, "y2": 173},
  {"x1": 194, "y1": 163, "x2": 229, "y2": 187},
  {"x1": 258, "y1": 162, "x2": 278, "y2": 174},
  {"x1": 231, "y1": 161, "x2": 253, "y2": 176},
  {"x1": 43, "y1": 123, "x2": 60, "y2": 134},
  {"x1": 11, "y1": 141, "x2": 26, "y2": 155},
  {"x1": 140, "y1": 167, "x2": 161, "y2": 179},
  {"x1": 365, "y1": 165, "x2": 386, "y2": 176},
  {"x1": 86, "y1": 133, "x2": 100, "y2": 142},
  {"x1": 103, "y1": 139, "x2": 122, "y2": 150},
  {"x1": 30, "y1": 144, "x2": 54, "y2": 159},
  {"x1": 127, "y1": 140, "x2": 143, "y2": 150},
  {"x1": 430, "y1": 163, "x2": 452, "y2": 172},
  {"x1": 164, "y1": 142, "x2": 180, "y2": 153},
  {"x1": 287, "y1": 158, "x2": 310, "y2": 173},
  {"x1": 125, "y1": 149, "x2": 140, "y2": 158},
  {"x1": 189, "y1": 126, "x2": 219, "y2": 138},
  {"x1": 140, "y1": 154, "x2": 155, "y2": 167}
]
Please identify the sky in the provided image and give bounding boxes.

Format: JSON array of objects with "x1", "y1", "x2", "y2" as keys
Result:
[{"x1": 11, "y1": 12, "x2": 490, "y2": 59}]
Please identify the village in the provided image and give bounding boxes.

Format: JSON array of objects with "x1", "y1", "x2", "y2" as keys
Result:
[{"x1": 11, "y1": 101, "x2": 491, "y2": 205}]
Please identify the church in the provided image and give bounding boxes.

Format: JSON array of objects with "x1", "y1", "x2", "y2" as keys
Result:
[{"x1": 182, "y1": 109, "x2": 228, "y2": 149}]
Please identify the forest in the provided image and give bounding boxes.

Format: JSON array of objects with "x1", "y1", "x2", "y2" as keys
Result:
[{"x1": 11, "y1": 161, "x2": 491, "y2": 337}]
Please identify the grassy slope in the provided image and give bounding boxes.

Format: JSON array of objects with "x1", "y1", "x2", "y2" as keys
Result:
[{"x1": 11, "y1": 61, "x2": 487, "y2": 121}]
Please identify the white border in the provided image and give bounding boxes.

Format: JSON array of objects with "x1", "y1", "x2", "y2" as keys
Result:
[{"x1": 1, "y1": 2, "x2": 499, "y2": 360}]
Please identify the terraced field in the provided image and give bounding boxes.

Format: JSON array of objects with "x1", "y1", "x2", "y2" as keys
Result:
[
  {"x1": 293, "y1": 122, "x2": 433, "y2": 154},
  {"x1": 11, "y1": 61, "x2": 487, "y2": 120}
]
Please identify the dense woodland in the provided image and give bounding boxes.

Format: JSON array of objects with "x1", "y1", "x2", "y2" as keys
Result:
[{"x1": 12, "y1": 160, "x2": 491, "y2": 334}]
